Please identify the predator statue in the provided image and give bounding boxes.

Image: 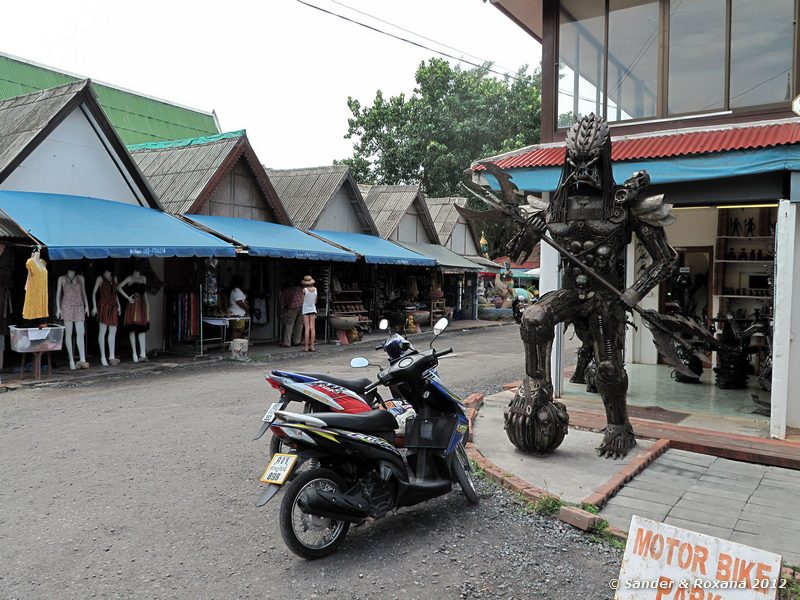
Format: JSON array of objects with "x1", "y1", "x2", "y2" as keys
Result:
[{"x1": 465, "y1": 114, "x2": 678, "y2": 459}]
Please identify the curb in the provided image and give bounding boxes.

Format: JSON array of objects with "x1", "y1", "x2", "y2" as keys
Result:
[{"x1": 581, "y1": 438, "x2": 671, "y2": 509}]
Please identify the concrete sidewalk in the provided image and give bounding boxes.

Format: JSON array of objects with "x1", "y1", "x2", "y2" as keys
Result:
[{"x1": 473, "y1": 389, "x2": 800, "y2": 567}]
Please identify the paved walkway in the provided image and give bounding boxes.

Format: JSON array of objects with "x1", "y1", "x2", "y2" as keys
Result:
[
  {"x1": 473, "y1": 389, "x2": 800, "y2": 567},
  {"x1": 600, "y1": 448, "x2": 800, "y2": 565}
]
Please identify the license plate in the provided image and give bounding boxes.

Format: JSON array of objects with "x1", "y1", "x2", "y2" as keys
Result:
[
  {"x1": 262, "y1": 402, "x2": 282, "y2": 423},
  {"x1": 259, "y1": 453, "x2": 298, "y2": 485}
]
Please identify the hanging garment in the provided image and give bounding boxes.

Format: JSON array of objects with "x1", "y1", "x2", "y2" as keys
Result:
[
  {"x1": 97, "y1": 278, "x2": 118, "y2": 327},
  {"x1": 22, "y1": 257, "x2": 48, "y2": 320},
  {"x1": 253, "y1": 297, "x2": 268, "y2": 325},
  {"x1": 61, "y1": 275, "x2": 86, "y2": 322},
  {"x1": 123, "y1": 282, "x2": 150, "y2": 333}
]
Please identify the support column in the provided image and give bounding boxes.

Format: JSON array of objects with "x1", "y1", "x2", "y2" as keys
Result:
[
  {"x1": 771, "y1": 197, "x2": 800, "y2": 438},
  {"x1": 538, "y1": 192, "x2": 564, "y2": 397}
]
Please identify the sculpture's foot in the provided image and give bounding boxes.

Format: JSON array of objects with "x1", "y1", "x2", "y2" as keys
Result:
[
  {"x1": 504, "y1": 378, "x2": 569, "y2": 454},
  {"x1": 597, "y1": 423, "x2": 636, "y2": 459},
  {"x1": 569, "y1": 373, "x2": 586, "y2": 384}
]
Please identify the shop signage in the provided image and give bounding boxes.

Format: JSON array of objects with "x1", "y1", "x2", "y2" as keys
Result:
[{"x1": 614, "y1": 516, "x2": 783, "y2": 599}]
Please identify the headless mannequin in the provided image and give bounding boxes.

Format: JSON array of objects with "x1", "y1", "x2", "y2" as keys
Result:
[
  {"x1": 56, "y1": 269, "x2": 89, "y2": 370},
  {"x1": 92, "y1": 271, "x2": 121, "y2": 366},
  {"x1": 118, "y1": 270, "x2": 148, "y2": 362}
]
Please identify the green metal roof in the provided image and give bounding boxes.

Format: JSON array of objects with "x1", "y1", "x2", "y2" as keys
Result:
[{"x1": 0, "y1": 54, "x2": 219, "y2": 145}]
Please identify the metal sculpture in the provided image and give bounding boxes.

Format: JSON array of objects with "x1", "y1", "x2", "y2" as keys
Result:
[{"x1": 464, "y1": 114, "x2": 679, "y2": 458}]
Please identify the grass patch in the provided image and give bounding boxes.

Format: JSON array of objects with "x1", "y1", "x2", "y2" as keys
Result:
[
  {"x1": 780, "y1": 568, "x2": 800, "y2": 600},
  {"x1": 589, "y1": 518, "x2": 626, "y2": 551},
  {"x1": 531, "y1": 495, "x2": 564, "y2": 515},
  {"x1": 580, "y1": 503, "x2": 600, "y2": 514},
  {"x1": 470, "y1": 460, "x2": 485, "y2": 479}
]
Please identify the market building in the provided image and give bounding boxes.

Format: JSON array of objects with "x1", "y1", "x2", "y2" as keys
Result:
[
  {"x1": 475, "y1": 0, "x2": 800, "y2": 439},
  {"x1": 0, "y1": 80, "x2": 236, "y2": 370}
]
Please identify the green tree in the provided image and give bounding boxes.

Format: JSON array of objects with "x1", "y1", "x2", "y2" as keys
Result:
[{"x1": 338, "y1": 58, "x2": 541, "y2": 198}]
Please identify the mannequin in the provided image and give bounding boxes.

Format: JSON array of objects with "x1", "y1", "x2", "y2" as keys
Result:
[
  {"x1": 92, "y1": 271, "x2": 121, "y2": 366},
  {"x1": 118, "y1": 269, "x2": 149, "y2": 362},
  {"x1": 56, "y1": 269, "x2": 89, "y2": 369}
]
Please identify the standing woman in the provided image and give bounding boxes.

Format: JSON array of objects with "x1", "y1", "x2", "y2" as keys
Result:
[{"x1": 301, "y1": 275, "x2": 317, "y2": 352}]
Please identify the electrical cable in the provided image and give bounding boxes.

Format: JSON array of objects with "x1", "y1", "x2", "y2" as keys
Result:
[{"x1": 295, "y1": 0, "x2": 529, "y2": 82}]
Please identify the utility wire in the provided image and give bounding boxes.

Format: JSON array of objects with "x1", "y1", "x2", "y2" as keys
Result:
[
  {"x1": 327, "y1": 0, "x2": 518, "y2": 74},
  {"x1": 295, "y1": 0, "x2": 529, "y2": 82}
]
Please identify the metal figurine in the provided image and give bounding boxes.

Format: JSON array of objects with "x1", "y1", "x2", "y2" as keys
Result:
[
  {"x1": 464, "y1": 114, "x2": 678, "y2": 458},
  {"x1": 745, "y1": 217, "x2": 756, "y2": 238}
]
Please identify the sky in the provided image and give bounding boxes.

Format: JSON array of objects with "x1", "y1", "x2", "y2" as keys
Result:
[{"x1": 1, "y1": 0, "x2": 541, "y2": 169}]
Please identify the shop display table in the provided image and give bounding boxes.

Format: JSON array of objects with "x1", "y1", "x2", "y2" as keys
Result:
[
  {"x1": 9, "y1": 325, "x2": 65, "y2": 382},
  {"x1": 197, "y1": 316, "x2": 251, "y2": 357}
]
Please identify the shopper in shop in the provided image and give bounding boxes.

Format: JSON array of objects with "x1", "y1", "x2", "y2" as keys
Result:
[
  {"x1": 301, "y1": 275, "x2": 317, "y2": 352},
  {"x1": 279, "y1": 281, "x2": 304, "y2": 347},
  {"x1": 55, "y1": 267, "x2": 90, "y2": 370},
  {"x1": 228, "y1": 274, "x2": 249, "y2": 341}
]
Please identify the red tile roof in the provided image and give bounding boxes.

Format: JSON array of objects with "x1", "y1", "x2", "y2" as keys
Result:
[{"x1": 480, "y1": 120, "x2": 800, "y2": 170}]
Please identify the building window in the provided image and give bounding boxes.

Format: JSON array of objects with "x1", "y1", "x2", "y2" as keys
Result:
[
  {"x1": 729, "y1": 0, "x2": 794, "y2": 108},
  {"x1": 608, "y1": 0, "x2": 659, "y2": 121},
  {"x1": 557, "y1": 0, "x2": 605, "y2": 126},
  {"x1": 668, "y1": 0, "x2": 727, "y2": 115},
  {"x1": 555, "y1": 0, "x2": 796, "y2": 129}
]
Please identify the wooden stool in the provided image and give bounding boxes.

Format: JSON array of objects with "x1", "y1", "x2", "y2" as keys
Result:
[{"x1": 19, "y1": 351, "x2": 51, "y2": 381}]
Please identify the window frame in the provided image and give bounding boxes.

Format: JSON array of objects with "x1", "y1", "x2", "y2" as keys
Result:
[{"x1": 554, "y1": 0, "x2": 798, "y2": 132}]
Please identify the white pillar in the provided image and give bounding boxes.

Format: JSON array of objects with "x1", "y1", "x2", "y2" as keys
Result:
[
  {"x1": 538, "y1": 193, "x2": 564, "y2": 396},
  {"x1": 771, "y1": 198, "x2": 800, "y2": 438}
]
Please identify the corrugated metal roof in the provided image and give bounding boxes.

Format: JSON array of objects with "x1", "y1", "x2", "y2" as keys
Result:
[
  {"x1": 479, "y1": 119, "x2": 800, "y2": 170},
  {"x1": 130, "y1": 133, "x2": 242, "y2": 214},
  {"x1": 426, "y1": 197, "x2": 467, "y2": 245},
  {"x1": 364, "y1": 185, "x2": 440, "y2": 243},
  {"x1": 0, "y1": 53, "x2": 219, "y2": 145},
  {"x1": 265, "y1": 165, "x2": 375, "y2": 233},
  {"x1": 0, "y1": 80, "x2": 86, "y2": 180}
]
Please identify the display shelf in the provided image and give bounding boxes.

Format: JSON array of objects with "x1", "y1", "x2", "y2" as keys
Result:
[
  {"x1": 716, "y1": 294, "x2": 770, "y2": 299},
  {"x1": 716, "y1": 236, "x2": 773, "y2": 240},
  {"x1": 714, "y1": 260, "x2": 773, "y2": 264}
]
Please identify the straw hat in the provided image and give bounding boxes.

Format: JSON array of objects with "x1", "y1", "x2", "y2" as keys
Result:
[{"x1": 301, "y1": 275, "x2": 315, "y2": 286}]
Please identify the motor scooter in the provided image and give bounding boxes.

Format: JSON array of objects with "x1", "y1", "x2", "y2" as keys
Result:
[{"x1": 255, "y1": 318, "x2": 478, "y2": 559}]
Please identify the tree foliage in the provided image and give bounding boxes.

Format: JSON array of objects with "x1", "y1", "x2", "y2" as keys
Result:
[{"x1": 338, "y1": 58, "x2": 541, "y2": 198}]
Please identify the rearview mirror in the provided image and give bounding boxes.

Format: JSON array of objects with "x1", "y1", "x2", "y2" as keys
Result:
[
  {"x1": 378, "y1": 318, "x2": 389, "y2": 331},
  {"x1": 433, "y1": 318, "x2": 449, "y2": 336},
  {"x1": 350, "y1": 357, "x2": 370, "y2": 368}
]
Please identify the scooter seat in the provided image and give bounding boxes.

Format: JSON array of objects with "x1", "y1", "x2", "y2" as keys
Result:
[
  {"x1": 299, "y1": 373, "x2": 373, "y2": 396},
  {"x1": 312, "y1": 410, "x2": 399, "y2": 434}
]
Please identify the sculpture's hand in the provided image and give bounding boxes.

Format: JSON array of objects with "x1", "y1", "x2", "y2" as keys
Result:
[{"x1": 530, "y1": 214, "x2": 547, "y2": 234}]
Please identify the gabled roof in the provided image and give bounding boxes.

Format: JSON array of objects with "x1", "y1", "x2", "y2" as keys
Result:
[
  {"x1": 476, "y1": 118, "x2": 800, "y2": 170},
  {"x1": 364, "y1": 184, "x2": 440, "y2": 244},
  {"x1": 0, "y1": 52, "x2": 219, "y2": 144},
  {"x1": 129, "y1": 131, "x2": 290, "y2": 224},
  {"x1": 0, "y1": 79, "x2": 160, "y2": 208},
  {"x1": 264, "y1": 165, "x2": 376, "y2": 233},
  {"x1": 427, "y1": 197, "x2": 477, "y2": 244}
]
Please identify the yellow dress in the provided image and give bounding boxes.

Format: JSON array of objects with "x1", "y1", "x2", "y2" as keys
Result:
[{"x1": 23, "y1": 257, "x2": 49, "y2": 319}]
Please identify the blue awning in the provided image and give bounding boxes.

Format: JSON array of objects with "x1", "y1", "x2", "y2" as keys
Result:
[
  {"x1": 0, "y1": 191, "x2": 236, "y2": 260},
  {"x1": 185, "y1": 215, "x2": 356, "y2": 262},
  {"x1": 312, "y1": 230, "x2": 435, "y2": 266},
  {"x1": 485, "y1": 146, "x2": 800, "y2": 193}
]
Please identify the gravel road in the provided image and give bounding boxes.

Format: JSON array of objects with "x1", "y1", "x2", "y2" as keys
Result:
[{"x1": 0, "y1": 326, "x2": 620, "y2": 599}]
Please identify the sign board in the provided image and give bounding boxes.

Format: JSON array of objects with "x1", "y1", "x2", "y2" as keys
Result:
[
  {"x1": 615, "y1": 516, "x2": 783, "y2": 599},
  {"x1": 792, "y1": 94, "x2": 800, "y2": 117}
]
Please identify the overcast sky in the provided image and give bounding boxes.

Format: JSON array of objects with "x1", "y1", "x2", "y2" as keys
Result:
[{"x1": 2, "y1": 0, "x2": 541, "y2": 169}]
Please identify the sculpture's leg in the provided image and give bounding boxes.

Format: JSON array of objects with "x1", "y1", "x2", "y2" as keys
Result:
[
  {"x1": 591, "y1": 299, "x2": 636, "y2": 459},
  {"x1": 505, "y1": 290, "x2": 575, "y2": 453},
  {"x1": 569, "y1": 320, "x2": 594, "y2": 386}
]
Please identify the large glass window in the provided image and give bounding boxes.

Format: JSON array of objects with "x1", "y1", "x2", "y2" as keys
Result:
[
  {"x1": 668, "y1": 0, "x2": 727, "y2": 115},
  {"x1": 557, "y1": 0, "x2": 605, "y2": 126},
  {"x1": 730, "y1": 0, "x2": 794, "y2": 108},
  {"x1": 607, "y1": 0, "x2": 659, "y2": 121}
]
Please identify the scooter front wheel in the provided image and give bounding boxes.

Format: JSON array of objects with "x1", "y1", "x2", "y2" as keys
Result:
[
  {"x1": 279, "y1": 468, "x2": 350, "y2": 559},
  {"x1": 453, "y1": 445, "x2": 479, "y2": 505}
]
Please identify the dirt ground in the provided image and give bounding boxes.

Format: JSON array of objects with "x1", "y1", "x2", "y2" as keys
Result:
[{"x1": 0, "y1": 326, "x2": 620, "y2": 599}]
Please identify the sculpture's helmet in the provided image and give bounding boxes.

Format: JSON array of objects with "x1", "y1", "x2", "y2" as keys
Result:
[{"x1": 564, "y1": 113, "x2": 609, "y2": 190}]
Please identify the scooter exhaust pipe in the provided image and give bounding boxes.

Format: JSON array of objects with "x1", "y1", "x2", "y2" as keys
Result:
[{"x1": 297, "y1": 489, "x2": 370, "y2": 523}]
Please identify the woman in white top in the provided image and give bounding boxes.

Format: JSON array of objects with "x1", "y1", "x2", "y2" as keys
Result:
[{"x1": 300, "y1": 275, "x2": 317, "y2": 352}]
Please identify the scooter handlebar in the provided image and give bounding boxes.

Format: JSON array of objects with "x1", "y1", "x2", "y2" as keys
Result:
[{"x1": 435, "y1": 348, "x2": 454, "y2": 358}]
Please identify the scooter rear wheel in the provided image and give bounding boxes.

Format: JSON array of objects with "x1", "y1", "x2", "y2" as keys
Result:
[
  {"x1": 279, "y1": 468, "x2": 350, "y2": 559},
  {"x1": 453, "y1": 445, "x2": 479, "y2": 505}
]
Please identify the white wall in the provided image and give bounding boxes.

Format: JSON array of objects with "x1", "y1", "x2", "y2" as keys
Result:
[
  {"x1": 449, "y1": 223, "x2": 466, "y2": 254},
  {"x1": 772, "y1": 199, "x2": 800, "y2": 438},
  {"x1": 315, "y1": 188, "x2": 363, "y2": 232},
  {"x1": 0, "y1": 106, "x2": 142, "y2": 204},
  {"x1": 397, "y1": 212, "x2": 418, "y2": 242}
]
